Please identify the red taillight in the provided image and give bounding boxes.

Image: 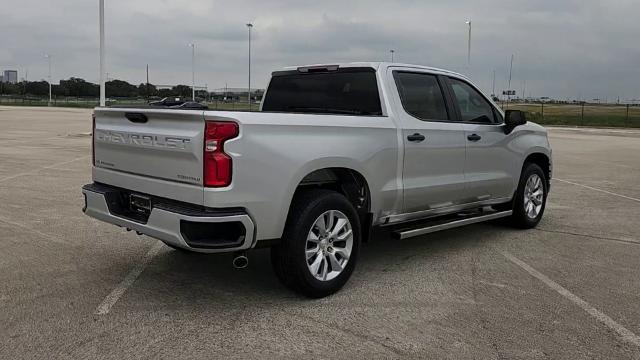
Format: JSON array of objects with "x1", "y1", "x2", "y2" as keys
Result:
[
  {"x1": 92, "y1": 112, "x2": 96, "y2": 166},
  {"x1": 203, "y1": 121, "x2": 239, "y2": 187}
]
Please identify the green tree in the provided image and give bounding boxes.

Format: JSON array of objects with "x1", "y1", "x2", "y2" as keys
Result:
[
  {"x1": 59, "y1": 78, "x2": 99, "y2": 97},
  {"x1": 138, "y1": 83, "x2": 157, "y2": 97},
  {"x1": 172, "y1": 85, "x2": 192, "y2": 97},
  {"x1": 25, "y1": 81, "x2": 50, "y2": 96},
  {"x1": 106, "y1": 79, "x2": 139, "y2": 97}
]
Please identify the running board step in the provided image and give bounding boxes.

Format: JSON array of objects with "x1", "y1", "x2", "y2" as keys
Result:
[{"x1": 392, "y1": 210, "x2": 512, "y2": 240}]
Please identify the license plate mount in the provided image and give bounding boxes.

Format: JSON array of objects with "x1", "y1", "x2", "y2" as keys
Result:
[{"x1": 129, "y1": 193, "x2": 152, "y2": 215}]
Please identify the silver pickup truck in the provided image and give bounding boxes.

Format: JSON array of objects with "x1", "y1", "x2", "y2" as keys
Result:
[{"x1": 83, "y1": 62, "x2": 552, "y2": 297}]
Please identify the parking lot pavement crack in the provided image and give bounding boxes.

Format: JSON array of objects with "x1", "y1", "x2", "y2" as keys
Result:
[
  {"x1": 534, "y1": 228, "x2": 640, "y2": 246},
  {"x1": 500, "y1": 251, "x2": 640, "y2": 348},
  {"x1": 553, "y1": 178, "x2": 640, "y2": 203},
  {"x1": 292, "y1": 313, "x2": 408, "y2": 357},
  {"x1": 0, "y1": 215, "x2": 69, "y2": 245},
  {"x1": 0, "y1": 155, "x2": 90, "y2": 183},
  {"x1": 469, "y1": 242, "x2": 505, "y2": 360}
]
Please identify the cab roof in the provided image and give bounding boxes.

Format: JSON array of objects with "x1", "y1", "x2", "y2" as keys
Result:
[{"x1": 277, "y1": 62, "x2": 469, "y2": 81}]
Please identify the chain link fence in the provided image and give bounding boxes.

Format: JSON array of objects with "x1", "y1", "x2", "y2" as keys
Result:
[
  {"x1": 2, "y1": 95, "x2": 639, "y2": 128},
  {"x1": 503, "y1": 102, "x2": 640, "y2": 128},
  {"x1": 0, "y1": 95, "x2": 257, "y2": 111}
]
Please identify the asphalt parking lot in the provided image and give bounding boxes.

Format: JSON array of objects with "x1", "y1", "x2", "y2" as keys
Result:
[{"x1": 1, "y1": 106, "x2": 639, "y2": 359}]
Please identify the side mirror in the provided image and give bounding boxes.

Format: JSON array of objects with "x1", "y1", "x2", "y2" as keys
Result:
[{"x1": 505, "y1": 110, "x2": 526, "y2": 128}]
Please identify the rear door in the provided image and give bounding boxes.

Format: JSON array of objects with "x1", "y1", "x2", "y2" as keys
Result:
[
  {"x1": 390, "y1": 70, "x2": 467, "y2": 213},
  {"x1": 93, "y1": 108, "x2": 205, "y2": 202},
  {"x1": 444, "y1": 77, "x2": 518, "y2": 201}
]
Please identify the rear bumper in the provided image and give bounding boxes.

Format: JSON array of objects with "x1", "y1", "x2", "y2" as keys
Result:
[{"x1": 82, "y1": 183, "x2": 255, "y2": 254}]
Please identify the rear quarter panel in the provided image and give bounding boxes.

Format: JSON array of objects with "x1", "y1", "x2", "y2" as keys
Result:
[{"x1": 202, "y1": 111, "x2": 400, "y2": 240}]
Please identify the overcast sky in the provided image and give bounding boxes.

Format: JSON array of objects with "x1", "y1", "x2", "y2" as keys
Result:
[{"x1": 1, "y1": 0, "x2": 639, "y2": 100}]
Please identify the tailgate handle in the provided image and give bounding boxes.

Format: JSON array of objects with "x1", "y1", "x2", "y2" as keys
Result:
[{"x1": 125, "y1": 112, "x2": 148, "y2": 123}]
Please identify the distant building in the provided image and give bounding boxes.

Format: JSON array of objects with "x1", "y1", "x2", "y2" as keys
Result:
[{"x1": 3, "y1": 70, "x2": 17, "y2": 84}]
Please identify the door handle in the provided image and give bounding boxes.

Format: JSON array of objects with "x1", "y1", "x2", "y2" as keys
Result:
[
  {"x1": 407, "y1": 133, "x2": 426, "y2": 142},
  {"x1": 467, "y1": 133, "x2": 482, "y2": 142}
]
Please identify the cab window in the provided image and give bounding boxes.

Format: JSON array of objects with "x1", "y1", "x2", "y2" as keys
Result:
[
  {"x1": 448, "y1": 78, "x2": 496, "y2": 123},
  {"x1": 394, "y1": 72, "x2": 449, "y2": 121}
]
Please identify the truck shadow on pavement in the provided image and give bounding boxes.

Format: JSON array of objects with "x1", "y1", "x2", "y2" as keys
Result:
[{"x1": 123, "y1": 222, "x2": 519, "y2": 309}]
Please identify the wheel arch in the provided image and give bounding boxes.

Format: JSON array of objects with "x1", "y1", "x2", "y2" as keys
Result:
[
  {"x1": 523, "y1": 152, "x2": 552, "y2": 190},
  {"x1": 287, "y1": 166, "x2": 373, "y2": 242}
]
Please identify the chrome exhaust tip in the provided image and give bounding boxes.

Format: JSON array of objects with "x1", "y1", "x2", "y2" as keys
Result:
[{"x1": 232, "y1": 253, "x2": 249, "y2": 269}]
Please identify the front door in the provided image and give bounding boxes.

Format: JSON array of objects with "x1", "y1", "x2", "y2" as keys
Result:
[
  {"x1": 446, "y1": 77, "x2": 518, "y2": 201},
  {"x1": 391, "y1": 70, "x2": 468, "y2": 213}
]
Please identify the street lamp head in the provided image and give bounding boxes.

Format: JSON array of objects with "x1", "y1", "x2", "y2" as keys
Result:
[
  {"x1": 465, "y1": 20, "x2": 471, "y2": 24},
  {"x1": 246, "y1": 23, "x2": 253, "y2": 28},
  {"x1": 189, "y1": 43, "x2": 195, "y2": 48}
]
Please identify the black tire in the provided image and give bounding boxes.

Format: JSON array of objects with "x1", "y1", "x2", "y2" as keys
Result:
[
  {"x1": 271, "y1": 189, "x2": 361, "y2": 298},
  {"x1": 509, "y1": 162, "x2": 548, "y2": 229}
]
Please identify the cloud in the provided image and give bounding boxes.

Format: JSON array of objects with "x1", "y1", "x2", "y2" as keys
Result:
[{"x1": 1, "y1": 0, "x2": 638, "y2": 100}]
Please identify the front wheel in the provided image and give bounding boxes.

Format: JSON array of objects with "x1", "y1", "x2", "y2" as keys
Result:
[
  {"x1": 509, "y1": 162, "x2": 548, "y2": 228},
  {"x1": 271, "y1": 189, "x2": 361, "y2": 298}
]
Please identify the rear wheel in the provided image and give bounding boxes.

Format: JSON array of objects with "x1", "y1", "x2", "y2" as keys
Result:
[
  {"x1": 271, "y1": 189, "x2": 361, "y2": 298},
  {"x1": 509, "y1": 163, "x2": 547, "y2": 228}
]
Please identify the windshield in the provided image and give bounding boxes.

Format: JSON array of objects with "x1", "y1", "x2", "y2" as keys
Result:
[{"x1": 261, "y1": 68, "x2": 383, "y2": 116}]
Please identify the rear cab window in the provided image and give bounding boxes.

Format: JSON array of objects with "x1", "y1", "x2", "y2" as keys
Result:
[
  {"x1": 261, "y1": 67, "x2": 382, "y2": 116},
  {"x1": 393, "y1": 71, "x2": 450, "y2": 121}
]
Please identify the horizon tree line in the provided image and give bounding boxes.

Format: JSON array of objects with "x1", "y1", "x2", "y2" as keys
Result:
[{"x1": 0, "y1": 78, "x2": 206, "y2": 98}]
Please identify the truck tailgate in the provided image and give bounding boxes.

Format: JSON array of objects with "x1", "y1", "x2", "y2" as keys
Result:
[{"x1": 93, "y1": 108, "x2": 205, "y2": 204}]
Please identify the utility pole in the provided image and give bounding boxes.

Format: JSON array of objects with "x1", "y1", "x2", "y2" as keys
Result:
[
  {"x1": 45, "y1": 53, "x2": 52, "y2": 105},
  {"x1": 24, "y1": 68, "x2": 28, "y2": 96},
  {"x1": 491, "y1": 69, "x2": 496, "y2": 96},
  {"x1": 626, "y1": 103, "x2": 630, "y2": 125},
  {"x1": 99, "y1": 0, "x2": 105, "y2": 107},
  {"x1": 189, "y1": 43, "x2": 195, "y2": 101},
  {"x1": 507, "y1": 54, "x2": 514, "y2": 104},
  {"x1": 522, "y1": 79, "x2": 526, "y2": 100},
  {"x1": 146, "y1": 64, "x2": 149, "y2": 103},
  {"x1": 246, "y1": 23, "x2": 253, "y2": 111},
  {"x1": 508, "y1": 54, "x2": 514, "y2": 90}
]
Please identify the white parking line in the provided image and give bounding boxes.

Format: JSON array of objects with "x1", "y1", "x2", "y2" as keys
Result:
[
  {"x1": 554, "y1": 178, "x2": 640, "y2": 203},
  {"x1": 501, "y1": 251, "x2": 640, "y2": 347},
  {"x1": 95, "y1": 241, "x2": 164, "y2": 315},
  {"x1": 0, "y1": 155, "x2": 90, "y2": 183}
]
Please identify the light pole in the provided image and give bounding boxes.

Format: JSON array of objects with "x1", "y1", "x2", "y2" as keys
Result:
[
  {"x1": 44, "y1": 53, "x2": 52, "y2": 105},
  {"x1": 491, "y1": 69, "x2": 496, "y2": 97},
  {"x1": 507, "y1": 54, "x2": 514, "y2": 105},
  {"x1": 99, "y1": 0, "x2": 105, "y2": 106},
  {"x1": 390, "y1": 49, "x2": 395, "y2": 62},
  {"x1": 508, "y1": 54, "x2": 514, "y2": 90},
  {"x1": 465, "y1": 20, "x2": 471, "y2": 68},
  {"x1": 189, "y1": 43, "x2": 195, "y2": 101},
  {"x1": 246, "y1": 23, "x2": 253, "y2": 110}
]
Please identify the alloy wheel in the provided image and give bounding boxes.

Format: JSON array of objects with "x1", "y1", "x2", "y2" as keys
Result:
[
  {"x1": 524, "y1": 174, "x2": 544, "y2": 219},
  {"x1": 305, "y1": 210, "x2": 354, "y2": 281}
]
